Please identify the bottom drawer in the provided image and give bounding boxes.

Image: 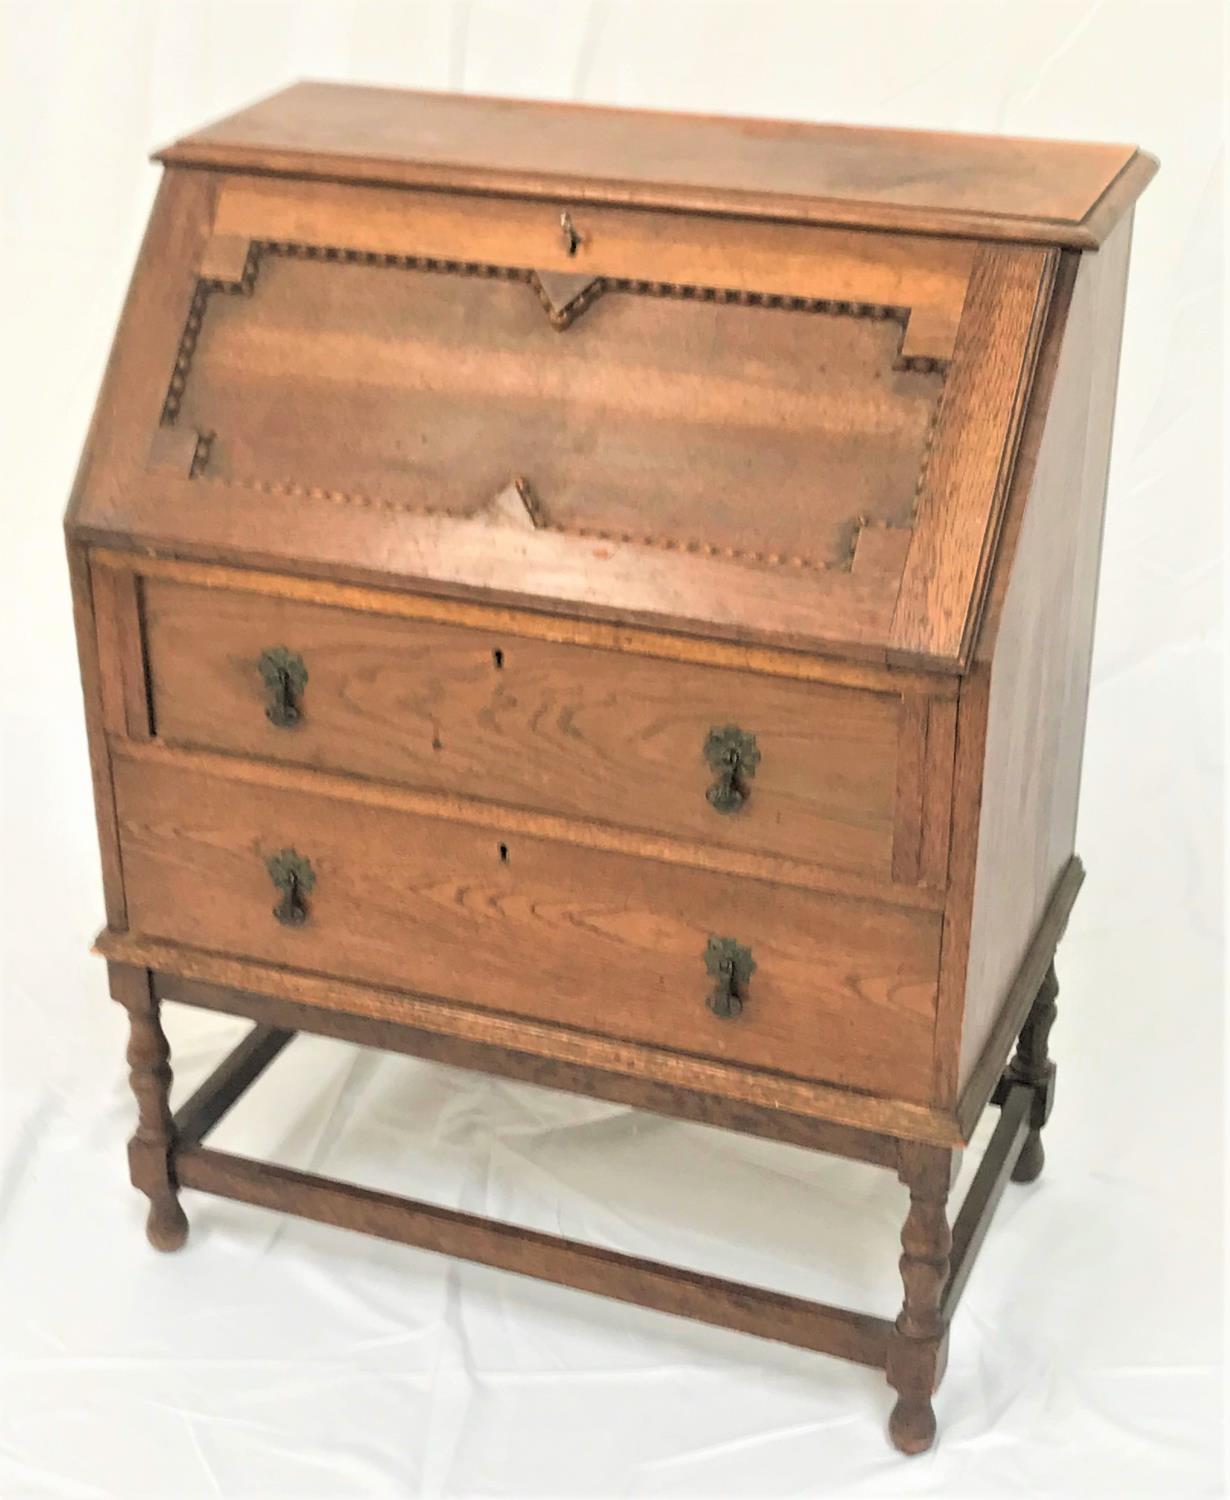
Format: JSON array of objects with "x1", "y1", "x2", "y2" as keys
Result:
[{"x1": 112, "y1": 757, "x2": 941, "y2": 1103}]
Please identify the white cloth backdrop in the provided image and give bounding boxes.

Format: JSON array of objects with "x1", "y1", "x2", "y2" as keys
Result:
[{"x1": 0, "y1": 2, "x2": 1222, "y2": 1495}]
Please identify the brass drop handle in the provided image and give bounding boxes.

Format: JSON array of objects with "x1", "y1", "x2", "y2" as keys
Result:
[
  {"x1": 259, "y1": 647, "x2": 308, "y2": 728},
  {"x1": 266, "y1": 849, "x2": 315, "y2": 927},
  {"x1": 704, "y1": 726, "x2": 760, "y2": 814},
  {"x1": 705, "y1": 936, "x2": 756, "y2": 1020}
]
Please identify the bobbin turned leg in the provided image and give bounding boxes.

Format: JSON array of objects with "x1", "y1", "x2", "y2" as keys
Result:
[
  {"x1": 109, "y1": 963, "x2": 188, "y2": 1251},
  {"x1": 998, "y1": 960, "x2": 1059, "y2": 1184},
  {"x1": 886, "y1": 1143, "x2": 953, "y2": 1455}
]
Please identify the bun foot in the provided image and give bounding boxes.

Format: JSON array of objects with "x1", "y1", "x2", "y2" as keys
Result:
[
  {"x1": 889, "y1": 1395, "x2": 937, "y2": 1455},
  {"x1": 1011, "y1": 1130, "x2": 1045, "y2": 1184},
  {"x1": 146, "y1": 1196, "x2": 189, "y2": 1252}
]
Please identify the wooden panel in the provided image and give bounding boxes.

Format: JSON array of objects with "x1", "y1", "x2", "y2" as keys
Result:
[
  {"x1": 158, "y1": 972, "x2": 901, "y2": 1166},
  {"x1": 142, "y1": 577, "x2": 904, "y2": 881},
  {"x1": 112, "y1": 754, "x2": 942, "y2": 1103},
  {"x1": 99, "y1": 927, "x2": 962, "y2": 1142},
  {"x1": 890, "y1": 245, "x2": 1057, "y2": 669},
  {"x1": 936, "y1": 216, "x2": 1134, "y2": 1101},
  {"x1": 919, "y1": 698, "x2": 958, "y2": 889},
  {"x1": 213, "y1": 178, "x2": 977, "y2": 362},
  {"x1": 170, "y1": 241, "x2": 944, "y2": 574},
  {"x1": 65, "y1": 170, "x2": 218, "y2": 527},
  {"x1": 66, "y1": 543, "x2": 127, "y2": 927},
  {"x1": 892, "y1": 694, "x2": 958, "y2": 889},
  {"x1": 956, "y1": 858, "x2": 1083, "y2": 1137},
  {"x1": 69, "y1": 172, "x2": 1056, "y2": 667},
  {"x1": 94, "y1": 548, "x2": 959, "y2": 697},
  {"x1": 75, "y1": 452, "x2": 906, "y2": 667},
  {"x1": 90, "y1": 560, "x2": 151, "y2": 740},
  {"x1": 110, "y1": 738, "x2": 946, "y2": 913},
  {"x1": 161, "y1": 82, "x2": 1155, "y2": 247}
]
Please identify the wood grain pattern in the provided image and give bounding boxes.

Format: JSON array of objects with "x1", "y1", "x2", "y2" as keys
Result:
[
  {"x1": 947, "y1": 218, "x2": 1133, "y2": 1098},
  {"x1": 925, "y1": 245, "x2": 1080, "y2": 1094},
  {"x1": 65, "y1": 88, "x2": 1154, "y2": 1454},
  {"x1": 167, "y1": 244, "x2": 944, "y2": 573},
  {"x1": 90, "y1": 561, "x2": 152, "y2": 740},
  {"x1": 66, "y1": 542, "x2": 128, "y2": 927},
  {"x1": 177, "y1": 1145, "x2": 894, "y2": 1367},
  {"x1": 158, "y1": 972, "x2": 901, "y2": 1167},
  {"x1": 886, "y1": 1143, "x2": 953, "y2": 1454},
  {"x1": 890, "y1": 245, "x2": 1056, "y2": 669},
  {"x1": 890, "y1": 693, "x2": 959, "y2": 890},
  {"x1": 111, "y1": 753, "x2": 942, "y2": 1102},
  {"x1": 918, "y1": 698, "x2": 958, "y2": 889},
  {"x1": 891, "y1": 695, "x2": 929, "y2": 885},
  {"x1": 213, "y1": 177, "x2": 978, "y2": 362},
  {"x1": 107, "y1": 737, "x2": 947, "y2": 912},
  {"x1": 109, "y1": 962, "x2": 188, "y2": 1251},
  {"x1": 142, "y1": 576, "x2": 907, "y2": 881},
  {"x1": 94, "y1": 548, "x2": 959, "y2": 698},
  {"x1": 64, "y1": 170, "x2": 218, "y2": 526},
  {"x1": 71, "y1": 165, "x2": 1067, "y2": 667},
  {"x1": 98, "y1": 927, "x2": 962, "y2": 1143},
  {"x1": 76, "y1": 463, "x2": 905, "y2": 665},
  {"x1": 956, "y1": 858, "x2": 1081, "y2": 1139},
  {"x1": 160, "y1": 82, "x2": 1154, "y2": 247}
]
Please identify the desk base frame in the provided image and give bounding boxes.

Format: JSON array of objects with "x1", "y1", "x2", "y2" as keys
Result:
[{"x1": 108, "y1": 921, "x2": 1066, "y2": 1457}]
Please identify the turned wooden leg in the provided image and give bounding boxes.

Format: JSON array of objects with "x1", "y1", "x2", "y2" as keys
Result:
[
  {"x1": 109, "y1": 963, "x2": 188, "y2": 1251},
  {"x1": 886, "y1": 1143, "x2": 953, "y2": 1456},
  {"x1": 1003, "y1": 961, "x2": 1059, "y2": 1184}
]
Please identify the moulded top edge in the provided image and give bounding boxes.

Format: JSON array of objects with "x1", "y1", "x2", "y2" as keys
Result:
[{"x1": 155, "y1": 81, "x2": 1157, "y2": 249}]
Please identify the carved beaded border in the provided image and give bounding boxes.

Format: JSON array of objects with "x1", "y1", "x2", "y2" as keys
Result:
[{"x1": 158, "y1": 240, "x2": 948, "y2": 573}]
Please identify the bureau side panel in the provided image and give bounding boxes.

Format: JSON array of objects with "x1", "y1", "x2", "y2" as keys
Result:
[{"x1": 937, "y1": 214, "x2": 1134, "y2": 1107}]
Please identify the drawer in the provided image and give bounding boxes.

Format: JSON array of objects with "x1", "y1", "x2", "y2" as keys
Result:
[
  {"x1": 141, "y1": 578, "x2": 907, "y2": 880},
  {"x1": 112, "y1": 755, "x2": 941, "y2": 1103}
]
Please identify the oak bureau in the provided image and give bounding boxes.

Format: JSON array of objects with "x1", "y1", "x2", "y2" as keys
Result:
[{"x1": 67, "y1": 83, "x2": 1156, "y2": 1453}]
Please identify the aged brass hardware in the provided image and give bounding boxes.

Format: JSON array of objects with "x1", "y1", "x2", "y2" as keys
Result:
[
  {"x1": 705, "y1": 936, "x2": 756, "y2": 1020},
  {"x1": 559, "y1": 211, "x2": 581, "y2": 256},
  {"x1": 259, "y1": 647, "x2": 308, "y2": 728},
  {"x1": 266, "y1": 849, "x2": 315, "y2": 927},
  {"x1": 704, "y1": 725, "x2": 760, "y2": 813}
]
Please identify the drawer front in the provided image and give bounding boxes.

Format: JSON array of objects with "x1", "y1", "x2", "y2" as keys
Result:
[
  {"x1": 113, "y1": 756, "x2": 941, "y2": 1103},
  {"x1": 142, "y1": 578, "x2": 905, "y2": 880}
]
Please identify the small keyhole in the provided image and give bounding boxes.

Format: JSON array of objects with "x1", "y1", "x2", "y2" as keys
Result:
[
  {"x1": 492, "y1": 648, "x2": 505, "y2": 669},
  {"x1": 498, "y1": 843, "x2": 509, "y2": 863},
  {"x1": 560, "y1": 212, "x2": 580, "y2": 256}
]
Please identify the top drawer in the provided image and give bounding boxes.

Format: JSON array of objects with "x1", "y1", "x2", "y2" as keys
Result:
[{"x1": 135, "y1": 575, "x2": 944, "y2": 885}]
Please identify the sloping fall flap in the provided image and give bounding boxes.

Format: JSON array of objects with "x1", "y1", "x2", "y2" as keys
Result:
[{"x1": 67, "y1": 167, "x2": 1057, "y2": 671}]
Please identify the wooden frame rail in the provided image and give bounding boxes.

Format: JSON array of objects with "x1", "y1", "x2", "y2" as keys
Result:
[
  {"x1": 176, "y1": 1143, "x2": 894, "y2": 1367},
  {"x1": 160, "y1": 998, "x2": 1040, "y2": 1375}
]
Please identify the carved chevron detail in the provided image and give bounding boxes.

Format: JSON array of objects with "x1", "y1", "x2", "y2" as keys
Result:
[
  {"x1": 528, "y1": 269, "x2": 605, "y2": 328},
  {"x1": 480, "y1": 478, "x2": 547, "y2": 530}
]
